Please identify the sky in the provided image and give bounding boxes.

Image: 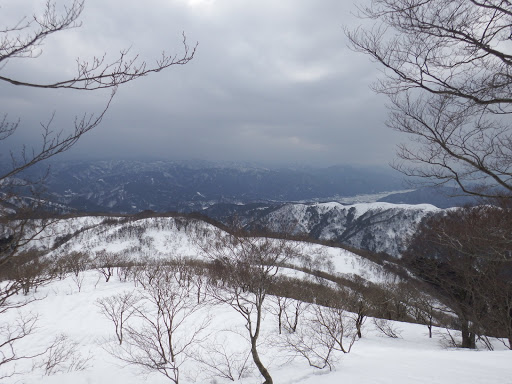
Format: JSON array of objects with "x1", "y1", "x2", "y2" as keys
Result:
[{"x1": 0, "y1": 0, "x2": 404, "y2": 167}]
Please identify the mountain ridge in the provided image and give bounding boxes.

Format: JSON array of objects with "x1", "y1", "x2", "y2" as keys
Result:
[{"x1": 18, "y1": 159, "x2": 406, "y2": 213}]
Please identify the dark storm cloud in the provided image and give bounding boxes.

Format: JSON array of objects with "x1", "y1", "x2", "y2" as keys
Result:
[{"x1": 0, "y1": 0, "x2": 401, "y2": 166}]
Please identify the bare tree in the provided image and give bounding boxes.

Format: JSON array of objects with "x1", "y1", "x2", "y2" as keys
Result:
[
  {"x1": 403, "y1": 205, "x2": 512, "y2": 348},
  {"x1": 312, "y1": 305, "x2": 358, "y2": 354},
  {"x1": 0, "y1": 1, "x2": 195, "y2": 181},
  {"x1": 249, "y1": 273, "x2": 307, "y2": 336},
  {"x1": 269, "y1": 295, "x2": 308, "y2": 335},
  {"x1": 94, "y1": 250, "x2": 123, "y2": 283},
  {"x1": 1, "y1": 249, "x2": 54, "y2": 295},
  {"x1": 63, "y1": 251, "x2": 90, "y2": 278},
  {"x1": 0, "y1": 313, "x2": 43, "y2": 379},
  {"x1": 283, "y1": 304, "x2": 358, "y2": 371},
  {"x1": 0, "y1": 0, "x2": 196, "y2": 269},
  {"x1": 194, "y1": 333, "x2": 253, "y2": 382},
  {"x1": 347, "y1": 0, "x2": 512, "y2": 198},
  {"x1": 0, "y1": 249, "x2": 59, "y2": 377},
  {"x1": 34, "y1": 333, "x2": 92, "y2": 376},
  {"x1": 346, "y1": 290, "x2": 369, "y2": 339},
  {"x1": 109, "y1": 265, "x2": 209, "y2": 384},
  {"x1": 373, "y1": 318, "x2": 402, "y2": 339},
  {"x1": 407, "y1": 285, "x2": 450, "y2": 339},
  {"x1": 96, "y1": 291, "x2": 140, "y2": 345},
  {"x1": 199, "y1": 228, "x2": 300, "y2": 384}
]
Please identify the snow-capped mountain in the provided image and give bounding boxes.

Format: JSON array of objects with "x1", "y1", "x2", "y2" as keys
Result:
[{"x1": 203, "y1": 202, "x2": 440, "y2": 257}]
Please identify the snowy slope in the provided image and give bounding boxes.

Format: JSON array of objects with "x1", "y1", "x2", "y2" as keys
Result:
[
  {"x1": 248, "y1": 202, "x2": 440, "y2": 257},
  {"x1": 28, "y1": 215, "x2": 392, "y2": 285},
  {"x1": 2, "y1": 215, "x2": 511, "y2": 383},
  {"x1": 0, "y1": 272, "x2": 510, "y2": 384}
]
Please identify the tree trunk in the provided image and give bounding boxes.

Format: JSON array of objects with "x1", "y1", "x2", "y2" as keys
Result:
[
  {"x1": 508, "y1": 308, "x2": 512, "y2": 349},
  {"x1": 251, "y1": 336, "x2": 273, "y2": 384},
  {"x1": 461, "y1": 320, "x2": 476, "y2": 349},
  {"x1": 277, "y1": 305, "x2": 282, "y2": 335},
  {"x1": 356, "y1": 313, "x2": 364, "y2": 338},
  {"x1": 250, "y1": 298, "x2": 273, "y2": 384},
  {"x1": 290, "y1": 304, "x2": 300, "y2": 332}
]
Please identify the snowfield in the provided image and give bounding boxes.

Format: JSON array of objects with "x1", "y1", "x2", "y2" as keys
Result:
[{"x1": 1, "y1": 272, "x2": 510, "y2": 384}]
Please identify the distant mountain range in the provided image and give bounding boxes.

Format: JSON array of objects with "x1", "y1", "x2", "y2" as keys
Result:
[
  {"x1": 378, "y1": 186, "x2": 478, "y2": 208},
  {"x1": 16, "y1": 159, "x2": 404, "y2": 212},
  {"x1": 14, "y1": 159, "x2": 476, "y2": 214}
]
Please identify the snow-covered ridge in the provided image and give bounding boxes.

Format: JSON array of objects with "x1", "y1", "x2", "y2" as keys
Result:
[
  {"x1": 313, "y1": 201, "x2": 439, "y2": 216},
  {"x1": 33, "y1": 215, "x2": 390, "y2": 285},
  {"x1": 247, "y1": 202, "x2": 440, "y2": 257}
]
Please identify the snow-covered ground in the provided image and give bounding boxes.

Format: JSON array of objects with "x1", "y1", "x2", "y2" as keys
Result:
[
  {"x1": 3, "y1": 215, "x2": 510, "y2": 383},
  {"x1": 1, "y1": 272, "x2": 510, "y2": 384}
]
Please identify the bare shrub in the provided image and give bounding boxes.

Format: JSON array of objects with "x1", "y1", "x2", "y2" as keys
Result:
[
  {"x1": 94, "y1": 250, "x2": 124, "y2": 282},
  {"x1": 269, "y1": 295, "x2": 308, "y2": 335},
  {"x1": 96, "y1": 291, "x2": 140, "y2": 345},
  {"x1": 35, "y1": 334, "x2": 92, "y2": 376},
  {"x1": 109, "y1": 265, "x2": 209, "y2": 384},
  {"x1": 2, "y1": 250, "x2": 53, "y2": 295},
  {"x1": 437, "y1": 328, "x2": 460, "y2": 349},
  {"x1": 117, "y1": 260, "x2": 136, "y2": 283},
  {"x1": 373, "y1": 318, "x2": 402, "y2": 339},
  {"x1": 408, "y1": 288, "x2": 448, "y2": 339},
  {"x1": 0, "y1": 312, "x2": 40, "y2": 379},
  {"x1": 194, "y1": 334, "x2": 253, "y2": 382},
  {"x1": 63, "y1": 252, "x2": 90, "y2": 277},
  {"x1": 284, "y1": 304, "x2": 358, "y2": 371},
  {"x1": 71, "y1": 272, "x2": 85, "y2": 293},
  {"x1": 348, "y1": 293, "x2": 368, "y2": 339}
]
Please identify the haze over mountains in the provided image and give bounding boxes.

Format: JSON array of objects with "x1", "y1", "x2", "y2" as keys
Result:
[{"x1": 18, "y1": 159, "x2": 477, "y2": 214}]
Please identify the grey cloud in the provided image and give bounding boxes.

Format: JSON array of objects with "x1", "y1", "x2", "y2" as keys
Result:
[{"x1": 0, "y1": 0, "x2": 400, "y2": 167}]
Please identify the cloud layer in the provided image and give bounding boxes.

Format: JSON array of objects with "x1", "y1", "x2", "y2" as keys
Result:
[{"x1": 0, "y1": 0, "x2": 402, "y2": 166}]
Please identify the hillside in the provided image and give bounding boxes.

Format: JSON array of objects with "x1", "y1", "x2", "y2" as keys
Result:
[
  {"x1": 1, "y1": 214, "x2": 510, "y2": 383},
  {"x1": 1, "y1": 268, "x2": 510, "y2": 384},
  {"x1": 218, "y1": 202, "x2": 441, "y2": 257},
  {"x1": 33, "y1": 215, "x2": 392, "y2": 286}
]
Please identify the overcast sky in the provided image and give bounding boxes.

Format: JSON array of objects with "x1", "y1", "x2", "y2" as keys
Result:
[{"x1": 0, "y1": 0, "x2": 404, "y2": 167}]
